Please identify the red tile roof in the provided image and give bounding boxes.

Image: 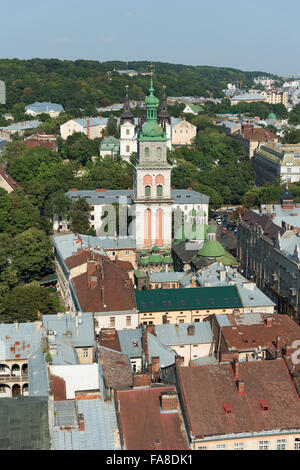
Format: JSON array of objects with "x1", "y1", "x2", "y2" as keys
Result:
[
  {"x1": 99, "y1": 346, "x2": 132, "y2": 389},
  {"x1": 233, "y1": 125, "x2": 277, "y2": 142},
  {"x1": 178, "y1": 360, "x2": 300, "y2": 440},
  {"x1": 116, "y1": 386, "x2": 189, "y2": 450},
  {"x1": 242, "y1": 210, "x2": 285, "y2": 241},
  {"x1": 220, "y1": 313, "x2": 300, "y2": 356},
  {"x1": 70, "y1": 251, "x2": 136, "y2": 313},
  {"x1": 0, "y1": 167, "x2": 22, "y2": 191}
]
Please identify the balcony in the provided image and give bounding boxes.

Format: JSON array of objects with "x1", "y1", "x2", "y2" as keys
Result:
[{"x1": 0, "y1": 374, "x2": 28, "y2": 383}]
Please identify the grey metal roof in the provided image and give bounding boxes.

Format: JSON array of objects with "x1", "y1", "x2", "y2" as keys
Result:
[
  {"x1": 149, "y1": 271, "x2": 187, "y2": 283},
  {"x1": 0, "y1": 120, "x2": 41, "y2": 131},
  {"x1": 25, "y1": 102, "x2": 64, "y2": 113},
  {"x1": 52, "y1": 398, "x2": 121, "y2": 450},
  {"x1": 74, "y1": 117, "x2": 108, "y2": 128},
  {"x1": 54, "y1": 400, "x2": 77, "y2": 427},
  {"x1": 118, "y1": 328, "x2": 143, "y2": 358},
  {"x1": 147, "y1": 333, "x2": 176, "y2": 368},
  {"x1": 154, "y1": 322, "x2": 213, "y2": 346},
  {"x1": 28, "y1": 344, "x2": 49, "y2": 397},
  {"x1": 43, "y1": 312, "x2": 95, "y2": 350},
  {"x1": 65, "y1": 189, "x2": 209, "y2": 206},
  {"x1": 52, "y1": 233, "x2": 107, "y2": 261},
  {"x1": 190, "y1": 355, "x2": 218, "y2": 366},
  {"x1": 0, "y1": 322, "x2": 42, "y2": 361}
]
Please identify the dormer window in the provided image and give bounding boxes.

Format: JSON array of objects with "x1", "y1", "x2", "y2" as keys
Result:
[
  {"x1": 223, "y1": 403, "x2": 232, "y2": 415},
  {"x1": 258, "y1": 400, "x2": 269, "y2": 411},
  {"x1": 145, "y1": 147, "x2": 150, "y2": 158}
]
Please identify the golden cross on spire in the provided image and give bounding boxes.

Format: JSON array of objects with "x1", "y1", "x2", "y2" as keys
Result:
[{"x1": 149, "y1": 62, "x2": 155, "y2": 76}]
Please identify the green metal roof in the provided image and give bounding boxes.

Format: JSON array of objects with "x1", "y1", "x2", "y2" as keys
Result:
[
  {"x1": 197, "y1": 240, "x2": 225, "y2": 258},
  {"x1": 149, "y1": 254, "x2": 163, "y2": 263},
  {"x1": 0, "y1": 397, "x2": 50, "y2": 450},
  {"x1": 162, "y1": 256, "x2": 174, "y2": 264},
  {"x1": 207, "y1": 225, "x2": 217, "y2": 234},
  {"x1": 135, "y1": 286, "x2": 242, "y2": 313},
  {"x1": 39, "y1": 272, "x2": 57, "y2": 285},
  {"x1": 138, "y1": 256, "x2": 150, "y2": 265}
]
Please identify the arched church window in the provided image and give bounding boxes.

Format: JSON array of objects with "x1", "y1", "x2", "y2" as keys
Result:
[
  {"x1": 157, "y1": 147, "x2": 162, "y2": 159},
  {"x1": 126, "y1": 145, "x2": 130, "y2": 153},
  {"x1": 145, "y1": 185, "x2": 151, "y2": 197},
  {"x1": 145, "y1": 147, "x2": 150, "y2": 158},
  {"x1": 157, "y1": 185, "x2": 163, "y2": 197},
  {"x1": 126, "y1": 129, "x2": 130, "y2": 135}
]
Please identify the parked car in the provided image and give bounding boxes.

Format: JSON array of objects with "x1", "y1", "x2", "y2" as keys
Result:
[{"x1": 216, "y1": 218, "x2": 222, "y2": 225}]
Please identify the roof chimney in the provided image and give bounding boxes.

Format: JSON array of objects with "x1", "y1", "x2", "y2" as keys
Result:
[
  {"x1": 285, "y1": 344, "x2": 293, "y2": 359},
  {"x1": 266, "y1": 317, "x2": 273, "y2": 328},
  {"x1": 146, "y1": 324, "x2": 156, "y2": 335},
  {"x1": 78, "y1": 413, "x2": 85, "y2": 432},
  {"x1": 276, "y1": 336, "x2": 282, "y2": 358},
  {"x1": 14, "y1": 321, "x2": 19, "y2": 331},
  {"x1": 152, "y1": 356, "x2": 160, "y2": 373},
  {"x1": 160, "y1": 391, "x2": 178, "y2": 412},
  {"x1": 187, "y1": 325, "x2": 195, "y2": 336},
  {"x1": 233, "y1": 358, "x2": 239, "y2": 380},
  {"x1": 88, "y1": 276, "x2": 98, "y2": 290},
  {"x1": 237, "y1": 379, "x2": 245, "y2": 394}
]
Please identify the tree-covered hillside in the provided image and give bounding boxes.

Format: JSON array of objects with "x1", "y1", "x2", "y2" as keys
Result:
[{"x1": 0, "y1": 59, "x2": 278, "y2": 111}]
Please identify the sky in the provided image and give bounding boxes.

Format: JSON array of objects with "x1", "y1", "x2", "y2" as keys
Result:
[{"x1": 0, "y1": 0, "x2": 300, "y2": 76}]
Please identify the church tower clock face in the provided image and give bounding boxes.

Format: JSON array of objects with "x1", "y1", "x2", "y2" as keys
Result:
[{"x1": 133, "y1": 76, "x2": 173, "y2": 251}]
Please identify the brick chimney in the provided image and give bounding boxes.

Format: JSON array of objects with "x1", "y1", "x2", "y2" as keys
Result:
[
  {"x1": 152, "y1": 357, "x2": 160, "y2": 373},
  {"x1": 87, "y1": 260, "x2": 97, "y2": 275},
  {"x1": 147, "y1": 324, "x2": 156, "y2": 335},
  {"x1": 88, "y1": 276, "x2": 98, "y2": 290},
  {"x1": 78, "y1": 413, "x2": 85, "y2": 432},
  {"x1": 160, "y1": 391, "x2": 178, "y2": 412},
  {"x1": 175, "y1": 356, "x2": 183, "y2": 367},
  {"x1": 87, "y1": 119, "x2": 90, "y2": 139},
  {"x1": 154, "y1": 440, "x2": 163, "y2": 450},
  {"x1": 285, "y1": 344, "x2": 293, "y2": 359},
  {"x1": 187, "y1": 325, "x2": 195, "y2": 336},
  {"x1": 233, "y1": 358, "x2": 239, "y2": 380},
  {"x1": 237, "y1": 379, "x2": 245, "y2": 394},
  {"x1": 266, "y1": 317, "x2": 273, "y2": 328},
  {"x1": 276, "y1": 336, "x2": 282, "y2": 358},
  {"x1": 142, "y1": 330, "x2": 149, "y2": 363}
]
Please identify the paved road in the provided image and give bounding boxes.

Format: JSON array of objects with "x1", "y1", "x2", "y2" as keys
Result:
[{"x1": 212, "y1": 210, "x2": 237, "y2": 255}]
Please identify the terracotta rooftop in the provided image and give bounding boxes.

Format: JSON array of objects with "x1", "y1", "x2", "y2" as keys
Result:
[
  {"x1": 233, "y1": 125, "x2": 277, "y2": 142},
  {"x1": 67, "y1": 251, "x2": 136, "y2": 313},
  {"x1": 178, "y1": 359, "x2": 300, "y2": 440},
  {"x1": 99, "y1": 346, "x2": 133, "y2": 389},
  {"x1": 116, "y1": 386, "x2": 189, "y2": 450},
  {"x1": 0, "y1": 167, "x2": 22, "y2": 191},
  {"x1": 218, "y1": 313, "x2": 300, "y2": 357},
  {"x1": 241, "y1": 210, "x2": 285, "y2": 241},
  {"x1": 98, "y1": 329, "x2": 122, "y2": 352}
]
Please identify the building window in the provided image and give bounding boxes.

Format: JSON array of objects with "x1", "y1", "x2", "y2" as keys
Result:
[
  {"x1": 157, "y1": 185, "x2": 163, "y2": 197},
  {"x1": 179, "y1": 319, "x2": 185, "y2": 323},
  {"x1": 234, "y1": 442, "x2": 244, "y2": 450},
  {"x1": 126, "y1": 129, "x2": 130, "y2": 135},
  {"x1": 277, "y1": 439, "x2": 286, "y2": 450},
  {"x1": 294, "y1": 439, "x2": 300, "y2": 450},
  {"x1": 157, "y1": 147, "x2": 162, "y2": 158},
  {"x1": 132, "y1": 361, "x2": 137, "y2": 372},
  {"x1": 110, "y1": 317, "x2": 115, "y2": 327},
  {"x1": 126, "y1": 316, "x2": 131, "y2": 326},
  {"x1": 198, "y1": 446, "x2": 207, "y2": 450},
  {"x1": 216, "y1": 444, "x2": 226, "y2": 450},
  {"x1": 125, "y1": 251, "x2": 130, "y2": 256},
  {"x1": 145, "y1": 185, "x2": 151, "y2": 197},
  {"x1": 145, "y1": 147, "x2": 150, "y2": 158},
  {"x1": 83, "y1": 348, "x2": 89, "y2": 358},
  {"x1": 259, "y1": 441, "x2": 269, "y2": 450}
]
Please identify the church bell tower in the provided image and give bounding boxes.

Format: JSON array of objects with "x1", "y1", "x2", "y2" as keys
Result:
[{"x1": 133, "y1": 76, "x2": 173, "y2": 251}]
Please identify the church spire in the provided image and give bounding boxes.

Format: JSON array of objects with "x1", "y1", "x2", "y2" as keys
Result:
[
  {"x1": 158, "y1": 85, "x2": 171, "y2": 127},
  {"x1": 120, "y1": 85, "x2": 134, "y2": 125}
]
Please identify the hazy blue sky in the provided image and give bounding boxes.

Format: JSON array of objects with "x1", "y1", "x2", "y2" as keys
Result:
[{"x1": 1, "y1": 0, "x2": 299, "y2": 75}]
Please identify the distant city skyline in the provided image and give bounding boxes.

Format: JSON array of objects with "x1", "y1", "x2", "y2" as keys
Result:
[{"x1": 1, "y1": 0, "x2": 300, "y2": 76}]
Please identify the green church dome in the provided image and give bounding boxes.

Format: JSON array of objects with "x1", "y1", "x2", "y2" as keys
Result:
[
  {"x1": 207, "y1": 225, "x2": 217, "y2": 234},
  {"x1": 268, "y1": 113, "x2": 276, "y2": 120},
  {"x1": 197, "y1": 240, "x2": 225, "y2": 258}
]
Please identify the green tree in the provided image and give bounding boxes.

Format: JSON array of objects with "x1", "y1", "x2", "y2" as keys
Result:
[
  {"x1": 70, "y1": 198, "x2": 91, "y2": 234},
  {"x1": 11, "y1": 228, "x2": 53, "y2": 282},
  {"x1": 0, "y1": 284, "x2": 56, "y2": 319}
]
